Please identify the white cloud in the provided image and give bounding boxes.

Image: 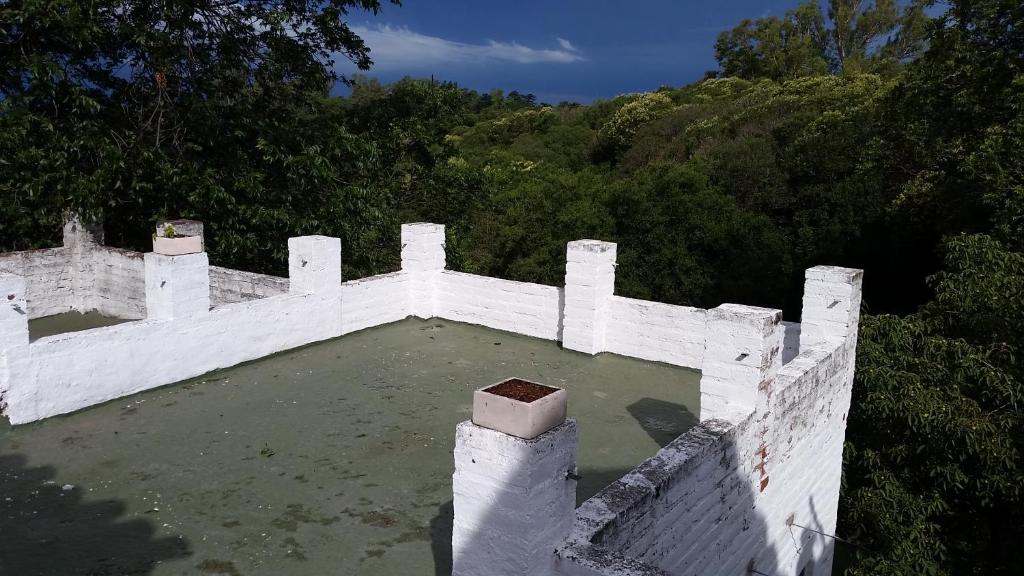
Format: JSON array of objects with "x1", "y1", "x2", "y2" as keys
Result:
[{"x1": 349, "y1": 25, "x2": 584, "y2": 70}]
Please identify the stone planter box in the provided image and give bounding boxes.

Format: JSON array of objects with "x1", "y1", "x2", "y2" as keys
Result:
[
  {"x1": 472, "y1": 378, "x2": 567, "y2": 439},
  {"x1": 153, "y1": 219, "x2": 204, "y2": 256},
  {"x1": 153, "y1": 235, "x2": 203, "y2": 255}
]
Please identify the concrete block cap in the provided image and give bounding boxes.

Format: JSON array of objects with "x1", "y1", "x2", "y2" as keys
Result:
[{"x1": 472, "y1": 378, "x2": 567, "y2": 439}]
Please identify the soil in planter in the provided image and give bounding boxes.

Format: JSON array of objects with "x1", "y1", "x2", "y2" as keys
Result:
[{"x1": 484, "y1": 379, "x2": 558, "y2": 403}]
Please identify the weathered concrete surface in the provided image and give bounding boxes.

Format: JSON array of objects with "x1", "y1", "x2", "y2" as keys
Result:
[{"x1": 0, "y1": 319, "x2": 699, "y2": 576}]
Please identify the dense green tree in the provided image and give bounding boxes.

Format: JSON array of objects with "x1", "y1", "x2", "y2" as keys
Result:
[
  {"x1": 715, "y1": 0, "x2": 930, "y2": 80},
  {"x1": 455, "y1": 160, "x2": 613, "y2": 285},
  {"x1": 843, "y1": 236, "x2": 1024, "y2": 575},
  {"x1": 840, "y1": 1, "x2": 1024, "y2": 573},
  {"x1": 608, "y1": 162, "x2": 792, "y2": 308},
  {"x1": 871, "y1": 0, "x2": 1023, "y2": 245},
  {"x1": 593, "y1": 92, "x2": 675, "y2": 161},
  {"x1": 0, "y1": 0, "x2": 398, "y2": 274},
  {"x1": 714, "y1": 1, "x2": 830, "y2": 81}
]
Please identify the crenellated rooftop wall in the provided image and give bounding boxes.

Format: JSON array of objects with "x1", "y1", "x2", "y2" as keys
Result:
[{"x1": 0, "y1": 217, "x2": 860, "y2": 576}]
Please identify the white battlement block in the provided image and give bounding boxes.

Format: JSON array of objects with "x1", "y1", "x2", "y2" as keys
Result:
[
  {"x1": 402, "y1": 223, "x2": 446, "y2": 318},
  {"x1": 799, "y1": 266, "x2": 863, "y2": 349},
  {"x1": 700, "y1": 303, "x2": 783, "y2": 424},
  {"x1": 145, "y1": 252, "x2": 210, "y2": 320},
  {"x1": 453, "y1": 419, "x2": 578, "y2": 576},
  {"x1": 401, "y1": 223, "x2": 446, "y2": 271},
  {"x1": 288, "y1": 235, "x2": 342, "y2": 294},
  {"x1": 562, "y1": 240, "x2": 616, "y2": 355}
]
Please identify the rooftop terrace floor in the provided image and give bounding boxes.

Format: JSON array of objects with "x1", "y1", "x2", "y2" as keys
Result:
[
  {"x1": 28, "y1": 311, "x2": 129, "y2": 342},
  {"x1": 1, "y1": 318, "x2": 700, "y2": 576}
]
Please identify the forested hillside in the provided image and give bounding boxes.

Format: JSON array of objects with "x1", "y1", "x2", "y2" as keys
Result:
[{"x1": 1, "y1": 0, "x2": 1021, "y2": 573}]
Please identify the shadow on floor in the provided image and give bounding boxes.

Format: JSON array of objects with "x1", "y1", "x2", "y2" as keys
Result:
[
  {"x1": 626, "y1": 397, "x2": 699, "y2": 448},
  {"x1": 0, "y1": 453, "x2": 191, "y2": 575},
  {"x1": 429, "y1": 500, "x2": 454, "y2": 576}
]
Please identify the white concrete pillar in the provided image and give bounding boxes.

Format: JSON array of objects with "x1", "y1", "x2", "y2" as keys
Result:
[
  {"x1": 0, "y1": 273, "x2": 29, "y2": 351},
  {"x1": 401, "y1": 223, "x2": 445, "y2": 319},
  {"x1": 562, "y1": 240, "x2": 616, "y2": 355},
  {"x1": 144, "y1": 252, "x2": 210, "y2": 320},
  {"x1": 700, "y1": 304, "x2": 783, "y2": 424},
  {"x1": 452, "y1": 419, "x2": 578, "y2": 576},
  {"x1": 799, "y1": 266, "x2": 864, "y2": 349},
  {"x1": 288, "y1": 235, "x2": 342, "y2": 294}
]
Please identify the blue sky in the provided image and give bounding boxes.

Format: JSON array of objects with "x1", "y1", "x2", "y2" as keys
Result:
[
  {"x1": 337, "y1": 1, "x2": 808, "y2": 103},
  {"x1": 339, "y1": 0, "x2": 819, "y2": 101}
]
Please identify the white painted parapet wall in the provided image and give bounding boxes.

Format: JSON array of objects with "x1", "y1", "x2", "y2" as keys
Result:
[
  {"x1": 0, "y1": 216, "x2": 146, "y2": 320},
  {"x1": 0, "y1": 218, "x2": 822, "y2": 425},
  {"x1": 553, "y1": 267, "x2": 863, "y2": 576},
  {"x1": 0, "y1": 218, "x2": 862, "y2": 576},
  {"x1": 0, "y1": 235, "x2": 349, "y2": 424},
  {"x1": 0, "y1": 272, "x2": 29, "y2": 415}
]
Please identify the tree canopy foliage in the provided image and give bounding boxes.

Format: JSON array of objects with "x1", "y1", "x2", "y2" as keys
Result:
[
  {"x1": 1, "y1": 0, "x2": 1022, "y2": 573},
  {"x1": 0, "y1": 0, "x2": 399, "y2": 275},
  {"x1": 715, "y1": 0, "x2": 931, "y2": 80}
]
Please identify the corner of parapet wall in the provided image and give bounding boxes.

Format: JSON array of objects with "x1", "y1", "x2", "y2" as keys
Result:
[
  {"x1": 556, "y1": 419, "x2": 737, "y2": 575},
  {"x1": 555, "y1": 266, "x2": 863, "y2": 576}
]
